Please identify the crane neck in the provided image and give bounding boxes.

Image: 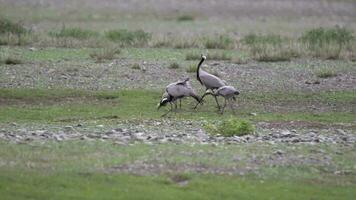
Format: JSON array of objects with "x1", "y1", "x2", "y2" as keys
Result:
[{"x1": 196, "y1": 57, "x2": 205, "y2": 85}]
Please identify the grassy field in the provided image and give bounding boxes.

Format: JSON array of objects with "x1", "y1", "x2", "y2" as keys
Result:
[
  {"x1": 0, "y1": 141, "x2": 355, "y2": 200},
  {"x1": 0, "y1": 0, "x2": 355, "y2": 199}
]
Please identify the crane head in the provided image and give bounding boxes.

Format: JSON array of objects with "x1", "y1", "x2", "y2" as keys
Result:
[
  {"x1": 201, "y1": 54, "x2": 207, "y2": 60},
  {"x1": 157, "y1": 98, "x2": 169, "y2": 110}
]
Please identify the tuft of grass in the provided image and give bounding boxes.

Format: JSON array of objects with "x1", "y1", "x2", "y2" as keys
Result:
[
  {"x1": 185, "y1": 64, "x2": 197, "y2": 73},
  {"x1": 131, "y1": 63, "x2": 140, "y2": 70},
  {"x1": 204, "y1": 35, "x2": 235, "y2": 49},
  {"x1": 105, "y1": 29, "x2": 151, "y2": 47},
  {"x1": 89, "y1": 48, "x2": 120, "y2": 62},
  {"x1": 205, "y1": 117, "x2": 254, "y2": 137},
  {"x1": 177, "y1": 15, "x2": 195, "y2": 21},
  {"x1": 48, "y1": 25, "x2": 98, "y2": 40},
  {"x1": 300, "y1": 27, "x2": 354, "y2": 59},
  {"x1": 315, "y1": 68, "x2": 337, "y2": 78},
  {"x1": 169, "y1": 62, "x2": 180, "y2": 69}
]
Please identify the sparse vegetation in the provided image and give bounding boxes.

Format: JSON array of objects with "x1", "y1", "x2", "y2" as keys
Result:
[
  {"x1": 185, "y1": 52, "x2": 201, "y2": 60},
  {"x1": 185, "y1": 52, "x2": 231, "y2": 61},
  {"x1": 0, "y1": 18, "x2": 31, "y2": 45},
  {"x1": 204, "y1": 35, "x2": 235, "y2": 49},
  {"x1": 315, "y1": 68, "x2": 337, "y2": 78},
  {"x1": 185, "y1": 64, "x2": 197, "y2": 73},
  {"x1": 300, "y1": 27, "x2": 354, "y2": 59},
  {"x1": 105, "y1": 29, "x2": 151, "y2": 47},
  {"x1": 231, "y1": 56, "x2": 248, "y2": 64},
  {"x1": 48, "y1": 26, "x2": 98, "y2": 40},
  {"x1": 242, "y1": 34, "x2": 300, "y2": 62},
  {"x1": 89, "y1": 48, "x2": 120, "y2": 62},
  {"x1": 169, "y1": 62, "x2": 180, "y2": 69}
]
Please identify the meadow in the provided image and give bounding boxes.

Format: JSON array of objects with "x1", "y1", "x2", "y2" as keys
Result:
[{"x1": 0, "y1": 0, "x2": 355, "y2": 199}]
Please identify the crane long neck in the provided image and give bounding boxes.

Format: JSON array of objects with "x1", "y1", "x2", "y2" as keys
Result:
[{"x1": 196, "y1": 57, "x2": 205, "y2": 85}]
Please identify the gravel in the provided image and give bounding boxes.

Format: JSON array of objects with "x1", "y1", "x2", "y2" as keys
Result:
[{"x1": 0, "y1": 120, "x2": 354, "y2": 145}]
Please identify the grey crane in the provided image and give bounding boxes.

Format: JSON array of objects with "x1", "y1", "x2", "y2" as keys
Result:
[
  {"x1": 194, "y1": 55, "x2": 226, "y2": 109},
  {"x1": 157, "y1": 78, "x2": 201, "y2": 116},
  {"x1": 205, "y1": 85, "x2": 240, "y2": 114}
]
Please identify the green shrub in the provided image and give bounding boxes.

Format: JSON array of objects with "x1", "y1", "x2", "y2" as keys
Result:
[
  {"x1": 204, "y1": 118, "x2": 254, "y2": 137},
  {"x1": 204, "y1": 35, "x2": 234, "y2": 49},
  {"x1": 169, "y1": 62, "x2": 180, "y2": 69},
  {"x1": 105, "y1": 29, "x2": 151, "y2": 47},
  {"x1": 49, "y1": 26, "x2": 98, "y2": 40}
]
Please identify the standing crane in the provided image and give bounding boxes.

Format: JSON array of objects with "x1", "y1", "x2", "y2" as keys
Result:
[{"x1": 194, "y1": 55, "x2": 226, "y2": 109}]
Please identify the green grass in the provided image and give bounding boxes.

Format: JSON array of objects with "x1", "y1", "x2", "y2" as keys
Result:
[
  {"x1": 0, "y1": 89, "x2": 354, "y2": 123},
  {"x1": 1, "y1": 170, "x2": 354, "y2": 200},
  {"x1": 0, "y1": 141, "x2": 354, "y2": 200}
]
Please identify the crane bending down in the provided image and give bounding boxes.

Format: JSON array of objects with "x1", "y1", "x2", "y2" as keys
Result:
[
  {"x1": 194, "y1": 55, "x2": 226, "y2": 109},
  {"x1": 157, "y1": 78, "x2": 201, "y2": 117},
  {"x1": 205, "y1": 85, "x2": 240, "y2": 114}
]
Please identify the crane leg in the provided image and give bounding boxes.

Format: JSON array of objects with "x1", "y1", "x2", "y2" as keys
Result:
[
  {"x1": 194, "y1": 92, "x2": 209, "y2": 109},
  {"x1": 179, "y1": 99, "x2": 182, "y2": 109},
  {"x1": 161, "y1": 102, "x2": 173, "y2": 117},
  {"x1": 220, "y1": 98, "x2": 227, "y2": 114},
  {"x1": 213, "y1": 95, "x2": 221, "y2": 110}
]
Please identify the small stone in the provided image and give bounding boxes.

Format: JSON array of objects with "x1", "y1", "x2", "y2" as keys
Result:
[
  {"x1": 96, "y1": 125, "x2": 104, "y2": 128},
  {"x1": 250, "y1": 112, "x2": 257, "y2": 116},
  {"x1": 335, "y1": 129, "x2": 346, "y2": 135}
]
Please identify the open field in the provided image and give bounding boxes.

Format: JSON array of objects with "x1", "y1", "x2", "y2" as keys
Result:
[{"x1": 1, "y1": 0, "x2": 356, "y2": 199}]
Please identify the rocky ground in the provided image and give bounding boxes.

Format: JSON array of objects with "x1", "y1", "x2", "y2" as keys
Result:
[
  {"x1": 1, "y1": 120, "x2": 354, "y2": 146},
  {"x1": 1, "y1": 57, "x2": 355, "y2": 92}
]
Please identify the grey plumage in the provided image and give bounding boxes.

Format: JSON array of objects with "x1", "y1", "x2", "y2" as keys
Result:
[
  {"x1": 158, "y1": 78, "x2": 201, "y2": 116},
  {"x1": 195, "y1": 55, "x2": 227, "y2": 109},
  {"x1": 207, "y1": 85, "x2": 240, "y2": 114}
]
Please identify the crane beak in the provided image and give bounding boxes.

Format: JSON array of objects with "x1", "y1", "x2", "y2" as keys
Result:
[{"x1": 157, "y1": 103, "x2": 162, "y2": 110}]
